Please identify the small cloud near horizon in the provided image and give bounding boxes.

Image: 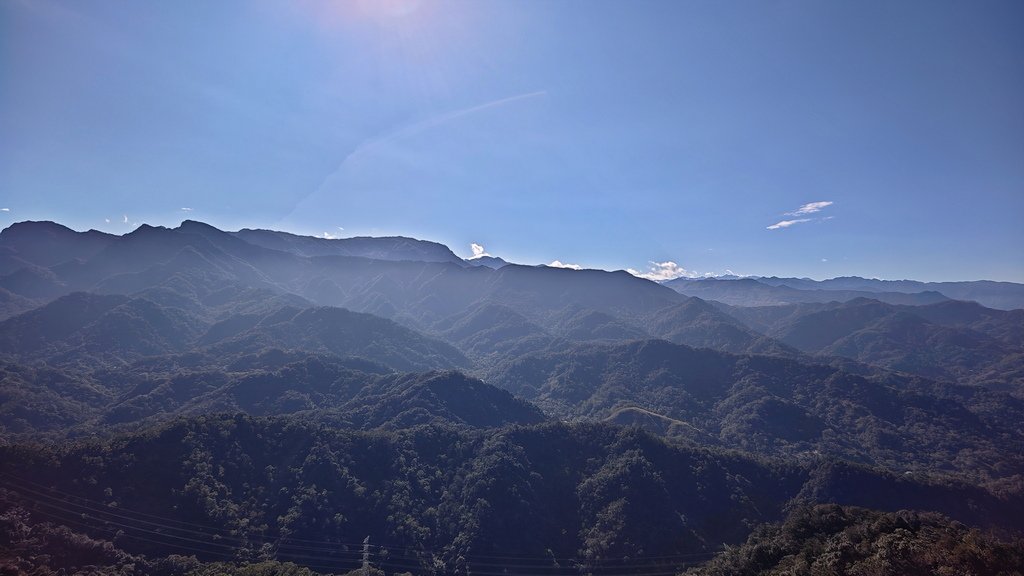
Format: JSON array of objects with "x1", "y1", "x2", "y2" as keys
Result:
[
  {"x1": 469, "y1": 242, "x2": 491, "y2": 259},
  {"x1": 320, "y1": 232, "x2": 335, "y2": 239},
  {"x1": 627, "y1": 261, "x2": 697, "y2": 281},
  {"x1": 548, "y1": 260, "x2": 582, "y2": 270},
  {"x1": 181, "y1": 207, "x2": 193, "y2": 212},
  {"x1": 122, "y1": 214, "x2": 129, "y2": 224},
  {"x1": 0, "y1": 208, "x2": 9, "y2": 212}
]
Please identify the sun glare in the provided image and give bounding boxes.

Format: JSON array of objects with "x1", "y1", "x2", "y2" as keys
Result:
[
  {"x1": 301, "y1": 0, "x2": 427, "y2": 27},
  {"x1": 358, "y1": 0, "x2": 422, "y2": 19}
]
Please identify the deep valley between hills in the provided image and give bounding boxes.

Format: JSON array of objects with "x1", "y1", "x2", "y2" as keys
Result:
[{"x1": 1, "y1": 220, "x2": 1023, "y2": 575}]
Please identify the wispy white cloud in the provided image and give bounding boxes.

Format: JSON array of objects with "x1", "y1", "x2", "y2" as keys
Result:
[
  {"x1": 389, "y1": 91, "x2": 548, "y2": 146},
  {"x1": 105, "y1": 218, "x2": 111, "y2": 223},
  {"x1": 768, "y1": 201, "x2": 836, "y2": 230},
  {"x1": 469, "y1": 243, "x2": 491, "y2": 259},
  {"x1": 122, "y1": 214, "x2": 129, "y2": 224},
  {"x1": 320, "y1": 232, "x2": 336, "y2": 239},
  {"x1": 627, "y1": 261, "x2": 697, "y2": 281},
  {"x1": 291, "y1": 90, "x2": 548, "y2": 222},
  {"x1": 548, "y1": 260, "x2": 582, "y2": 270},
  {"x1": 337, "y1": 226, "x2": 345, "y2": 231},
  {"x1": 766, "y1": 218, "x2": 812, "y2": 230},
  {"x1": 786, "y1": 201, "x2": 833, "y2": 216},
  {"x1": 181, "y1": 207, "x2": 193, "y2": 212},
  {"x1": 0, "y1": 208, "x2": 9, "y2": 212}
]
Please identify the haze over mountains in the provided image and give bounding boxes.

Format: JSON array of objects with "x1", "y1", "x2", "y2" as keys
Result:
[
  {"x1": 1, "y1": 219, "x2": 1023, "y2": 575},
  {"x1": 665, "y1": 275, "x2": 1024, "y2": 310}
]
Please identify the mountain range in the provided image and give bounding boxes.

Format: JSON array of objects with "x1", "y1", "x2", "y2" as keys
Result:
[
  {"x1": 666, "y1": 275, "x2": 1024, "y2": 310},
  {"x1": 1, "y1": 219, "x2": 1022, "y2": 575}
]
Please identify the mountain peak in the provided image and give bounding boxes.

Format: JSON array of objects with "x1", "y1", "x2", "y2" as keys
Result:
[
  {"x1": 177, "y1": 219, "x2": 222, "y2": 232},
  {"x1": 465, "y1": 255, "x2": 509, "y2": 269},
  {"x1": 0, "y1": 220, "x2": 117, "y2": 270},
  {"x1": 125, "y1": 223, "x2": 167, "y2": 235},
  {"x1": 1, "y1": 220, "x2": 78, "y2": 238}
]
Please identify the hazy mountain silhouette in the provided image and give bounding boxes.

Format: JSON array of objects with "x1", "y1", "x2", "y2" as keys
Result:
[
  {"x1": 665, "y1": 277, "x2": 950, "y2": 307},
  {"x1": 490, "y1": 338, "x2": 1024, "y2": 482},
  {"x1": 726, "y1": 297, "x2": 1024, "y2": 392},
  {"x1": 0, "y1": 291, "x2": 468, "y2": 373},
  {"x1": 644, "y1": 297, "x2": 797, "y2": 355},
  {"x1": 233, "y1": 225, "x2": 465, "y2": 263},
  {"x1": 206, "y1": 305, "x2": 470, "y2": 372},
  {"x1": 756, "y1": 275, "x2": 1024, "y2": 310}
]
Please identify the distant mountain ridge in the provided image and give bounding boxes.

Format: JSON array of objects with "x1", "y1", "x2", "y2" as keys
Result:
[
  {"x1": 2, "y1": 219, "x2": 1019, "y2": 396},
  {"x1": 665, "y1": 277, "x2": 953, "y2": 308},
  {"x1": 757, "y1": 275, "x2": 1024, "y2": 310},
  {"x1": 725, "y1": 297, "x2": 1024, "y2": 392},
  {"x1": 232, "y1": 224, "x2": 465, "y2": 263},
  {"x1": 4, "y1": 220, "x2": 1020, "y2": 311},
  {"x1": 0, "y1": 220, "x2": 687, "y2": 326}
]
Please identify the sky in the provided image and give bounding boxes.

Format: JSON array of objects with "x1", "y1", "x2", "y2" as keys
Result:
[{"x1": 2, "y1": 0, "x2": 1022, "y2": 282}]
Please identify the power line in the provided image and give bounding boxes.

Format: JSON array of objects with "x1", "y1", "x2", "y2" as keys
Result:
[
  {"x1": 5, "y1": 469, "x2": 714, "y2": 563},
  {"x1": 0, "y1": 473, "x2": 720, "y2": 562},
  {"x1": 0, "y1": 472, "x2": 724, "y2": 574}
]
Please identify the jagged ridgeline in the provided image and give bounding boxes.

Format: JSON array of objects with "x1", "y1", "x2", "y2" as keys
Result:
[{"x1": 1, "y1": 220, "x2": 1022, "y2": 575}]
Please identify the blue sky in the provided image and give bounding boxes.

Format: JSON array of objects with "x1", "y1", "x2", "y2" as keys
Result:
[{"x1": 2, "y1": 0, "x2": 1022, "y2": 282}]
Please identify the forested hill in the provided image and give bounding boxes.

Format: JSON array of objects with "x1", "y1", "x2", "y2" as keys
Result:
[
  {"x1": 2, "y1": 416, "x2": 1022, "y2": 575},
  {"x1": 684, "y1": 504, "x2": 1024, "y2": 576},
  {"x1": 490, "y1": 338, "x2": 1024, "y2": 483}
]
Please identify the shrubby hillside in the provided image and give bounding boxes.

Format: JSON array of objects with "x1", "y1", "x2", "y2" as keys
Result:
[
  {"x1": 685, "y1": 504, "x2": 1024, "y2": 576},
  {"x1": 2, "y1": 417, "x2": 1022, "y2": 575},
  {"x1": 491, "y1": 339, "x2": 1024, "y2": 483}
]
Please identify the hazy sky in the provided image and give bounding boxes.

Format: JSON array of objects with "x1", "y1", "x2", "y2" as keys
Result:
[{"x1": 2, "y1": 0, "x2": 1022, "y2": 281}]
